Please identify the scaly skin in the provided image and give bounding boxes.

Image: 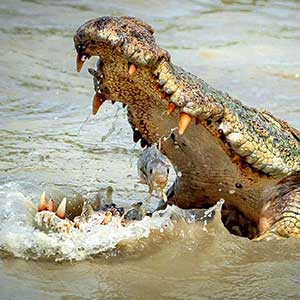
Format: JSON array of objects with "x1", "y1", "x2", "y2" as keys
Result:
[{"x1": 73, "y1": 16, "x2": 300, "y2": 239}]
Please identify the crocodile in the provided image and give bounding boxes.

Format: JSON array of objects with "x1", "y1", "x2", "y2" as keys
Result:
[{"x1": 73, "y1": 16, "x2": 300, "y2": 240}]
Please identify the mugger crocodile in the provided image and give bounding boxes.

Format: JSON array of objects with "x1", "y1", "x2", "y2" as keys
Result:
[{"x1": 72, "y1": 16, "x2": 300, "y2": 240}]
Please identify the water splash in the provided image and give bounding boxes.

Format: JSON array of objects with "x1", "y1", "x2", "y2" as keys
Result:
[{"x1": 0, "y1": 182, "x2": 224, "y2": 261}]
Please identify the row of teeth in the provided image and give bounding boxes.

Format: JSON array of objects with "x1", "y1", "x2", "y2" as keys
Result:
[
  {"x1": 36, "y1": 192, "x2": 116, "y2": 226},
  {"x1": 76, "y1": 54, "x2": 192, "y2": 136},
  {"x1": 37, "y1": 192, "x2": 67, "y2": 219}
]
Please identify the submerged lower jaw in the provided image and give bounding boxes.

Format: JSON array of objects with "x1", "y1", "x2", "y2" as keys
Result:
[{"x1": 34, "y1": 192, "x2": 146, "y2": 233}]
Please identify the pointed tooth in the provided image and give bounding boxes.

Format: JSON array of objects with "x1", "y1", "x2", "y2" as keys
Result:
[
  {"x1": 47, "y1": 199, "x2": 55, "y2": 212},
  {"x1": 37, "y1": 191, "x2": 47, "y2": 212},
  {"x1": 178, "y1": 112, "x2": 192, "y2": 135},
  {"x1": 128, "y1": 64, "x2": 137, "y2": 75},
  {"x1": 92, "y1": 93, "x2": 106, "y2": 115},
  {"x1": 76, "y1": 54, "x2": 87, "y2": 72},
  {"x1": 167, "y1": 103, "x2": 176, "y2": 115},
  {"x1": 88, "y1": 68, "x2": 97, "y2": 77},
  {"x1": 56, "y1": 198, "x2": 67, "y2": 219},
  {"x1": 101, "y1": 211, "x2": 112, "y2": 225}
]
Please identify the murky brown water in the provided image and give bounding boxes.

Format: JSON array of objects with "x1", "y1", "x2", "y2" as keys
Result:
[{"x1": 1, "y1": 0, "x2": 300, "y2": 299}]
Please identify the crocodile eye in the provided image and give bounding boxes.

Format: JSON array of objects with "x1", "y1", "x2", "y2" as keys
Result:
[
  {"x1": 150, "y1": 168, "x2": 153, "y2": 174},
  {"x1": 167, "y1": 168, "x2": 170, "y2": 174}
]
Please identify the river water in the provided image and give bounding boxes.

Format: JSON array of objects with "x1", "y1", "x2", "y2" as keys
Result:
[{"x1": 1, "y1": 0, "x2": 300, "y2": 299}]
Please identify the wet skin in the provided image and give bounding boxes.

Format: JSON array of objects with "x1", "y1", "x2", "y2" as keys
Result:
[{"x1": 72, "y1": 16, "x2": 300, "y2": 239}]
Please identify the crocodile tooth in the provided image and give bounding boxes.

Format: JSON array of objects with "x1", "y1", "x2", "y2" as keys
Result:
[
  {"x1": 47, "y1": 199, "x2": 55, "y2": 212},
  {"x1": 178, "y1": 112, "x2": 192, "y2": 135},
  {"x1": 128, "y1": 64, "x2": 137, "y2": 75},
  {"x1": 56, "y1": 198, "x2": 67, "y2": 219},
  {"x1": 38, "y1": 192, "x2": 47, "y2": 212},
  {"x1": 101, "y1": 211, "x2": 112, "y2": 225},
  {"x1": 76, "y1": 54, "x2": 87, "y2": 72},
  {"x1": 92, "y1": 92, "x2": 106, "y2": 115},
  {"x1": 167, "y1": 102, "x2": 176, "y2": 115}
]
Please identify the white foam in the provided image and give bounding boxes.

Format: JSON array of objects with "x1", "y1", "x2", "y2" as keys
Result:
[{"x1": 0, "y1": 182, "x2": 223, "y2": 261}]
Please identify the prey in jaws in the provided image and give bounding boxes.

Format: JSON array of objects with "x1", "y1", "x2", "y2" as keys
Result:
[
  {"x1": 88, "y1": 63, "x2": 171, "y2": 205},
  {"x1": 34, "y1": 192, "x2": 146, "y2": 233},
  {"x1": 74, "y1": 16, "x2": 300, "y2": 240},
  {"x1": 137, "y1": 144, "x2": 170, "y2": 203}
]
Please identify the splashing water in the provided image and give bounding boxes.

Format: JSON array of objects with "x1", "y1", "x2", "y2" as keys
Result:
[{"x1": 0, "y1": 182, "x2": 224, "y2": 261}]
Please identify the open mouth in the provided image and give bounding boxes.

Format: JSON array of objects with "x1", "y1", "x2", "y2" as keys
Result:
[
  {"x1": 73, "y1": 16, "x2": 203, "y2": 140},
  {"x1": 71, "y1": 16, "x2": 300, "y2": 241},
  {"x1": 72, "y1": 16, "x2": 259, "y2": 239}
]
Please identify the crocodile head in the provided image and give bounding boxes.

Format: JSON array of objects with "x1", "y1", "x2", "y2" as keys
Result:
[{"x1": 73, "y1": 16, "x2": 300, "y2": 237}]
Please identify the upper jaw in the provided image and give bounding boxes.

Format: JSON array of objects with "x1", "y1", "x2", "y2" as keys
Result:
[
  {"x1": 73, "y1": 16, "x2": 226, "y2": 144},
  {"x1": 76, "y1": 51, "x2": 90, "y2": 72},
  {"x1": 73, "y1": 16, "x2": 170, "y2": 72}
]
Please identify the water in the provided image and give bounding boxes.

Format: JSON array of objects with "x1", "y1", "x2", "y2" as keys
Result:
[{"x1": 1, "y1": 0, "x2": 300, "y2": 299}]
